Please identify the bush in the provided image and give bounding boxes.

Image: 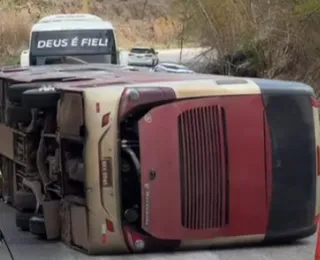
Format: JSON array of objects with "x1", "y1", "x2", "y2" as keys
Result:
[
  {"x1": 0, "y1": 10, "x2": 30, "y2": 58},
  {"x1": 174, "y1": 0, "x2": 320, "y2": 89}
]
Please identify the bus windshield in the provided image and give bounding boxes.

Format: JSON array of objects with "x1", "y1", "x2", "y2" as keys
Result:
[{"x1": 29, "y1": 29, "x2": 117, "y2": 65}]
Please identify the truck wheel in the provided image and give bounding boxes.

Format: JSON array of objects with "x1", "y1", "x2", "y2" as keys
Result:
[
  {"x1": 22, "y1": 87, "x2": 60, "y2": 109},
  {"x1": 16, "y1": 211, "x2": 33, "y2": 231},
  {"x1": 29, "y1": 216, "x2": 46, "y2": 238},
  {"x1": 7, "y1": 106, "x2": 32, "y2": 125},
  {"x1": 14, "y1": 190, "x2": 36, "y2": 211},
  {"x1": 8, "y1": 83, "x2": 45, "y2": 104}
]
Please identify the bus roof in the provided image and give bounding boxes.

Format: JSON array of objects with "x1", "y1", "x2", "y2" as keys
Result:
[
  {"x1": 38, "y1": 14, "x2": 103, "y2": 23},
  {"x1": 32, "y1": 14, "x2": 114, "y2": 31},
  {"x1": 0, "y1": 64, "x2": 244, "y2": 87},
  {"x1": 0, "y1": 64, "x2": 312, "y2": 94}
]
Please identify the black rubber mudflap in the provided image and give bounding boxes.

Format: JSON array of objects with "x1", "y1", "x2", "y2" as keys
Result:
[
  {"x1": 14, "y1": 190, "x2": 36, "y2": 211},
  {"x1": 7, "y1": 106, "x2": 32, "y2": 125},
  {"x1": 22, "y1": 87, "x2": 60, "y2": 109},
  {"x1": 8, "y1": 83, "x2": 44, "y2": 103}
]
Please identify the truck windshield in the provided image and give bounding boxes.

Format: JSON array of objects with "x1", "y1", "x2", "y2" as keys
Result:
[{"x1": 29, "y1": 29, "x2": 117, "y2": 65}]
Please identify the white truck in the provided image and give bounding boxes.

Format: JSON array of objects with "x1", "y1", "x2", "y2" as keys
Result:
[{"x1": 20, "y1": 13, "x2": 120, "y2": 66}]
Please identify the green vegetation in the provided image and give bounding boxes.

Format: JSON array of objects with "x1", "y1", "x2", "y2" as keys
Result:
[
  {"x1": 173, "y1": 0, "x2": 320, "y2": 92},
  {"x1": 5, "y1": 56, "x2": 19, "y2": 66},
  {"x1": 0, "y1": 0, "x2": 181, "y2": 65},
  {"x1": 295, "y1": 0, "x2": 320, "y2": 16},
  {"x1": 1, "y1": 0, "x2": 319, "y2": 93}
]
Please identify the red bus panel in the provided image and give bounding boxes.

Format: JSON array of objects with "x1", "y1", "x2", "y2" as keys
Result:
[{"x1": 139, "y1": 95, "x2": 271, "y2": 240}]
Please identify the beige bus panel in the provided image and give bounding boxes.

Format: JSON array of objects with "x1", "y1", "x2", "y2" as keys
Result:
[
  {"x1": 314, "y1": 107, "x2": 320, "y2": 215},
  {"x1": 82, "y1": 86, "x2": 128, "y2": 254},
  {"x1": 125, "y1": 78, "x2": 261, "y2": 99},
  {"x1": 171, "y1": 79, "x2": 261, "y2": 99},
  {"x1": 71, "y1": 205, "x2": 89, "y2": 249},
  {"x1": 0, "y1": 124, "x2": 14, "y2": 160}
]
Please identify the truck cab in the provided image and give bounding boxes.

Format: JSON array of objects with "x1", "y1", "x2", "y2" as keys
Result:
[{"x1": 20, "y1": 13, "x2": 119, "y2": 66}]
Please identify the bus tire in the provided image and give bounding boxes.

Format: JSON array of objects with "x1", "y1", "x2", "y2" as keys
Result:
[
  {"x1": 16, "y1": 211, "x2": 33, "y2": 231},
  {"x1": 8, "y1": 83, "x2": 45, "y2": 104},
  {"x1": 14, "y1": 190, "x2": 36, "y2": 211},
  {"x1": 7, "y1": 106, "x2": 32, "y2": 124},
  {"x1": 29, "y1": 216, "x2": 46, "y2": 238},
  {"x1": 22, "y1": 87, "x2": 60, "y2": 109}
]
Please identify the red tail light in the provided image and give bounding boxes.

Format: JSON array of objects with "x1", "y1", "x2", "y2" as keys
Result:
[
  {"x1": 106, "y1": 219, "x2": 114, "y2": 232},
  {"x1": 311, "y1": 96, "x2": 319, "y2": 108},
  {"x1": 118, "y1": 87, "x2": 176, "y2": 120},
  {"x1": 101, "y1": 112, "x2": 110, "y2": 127}
]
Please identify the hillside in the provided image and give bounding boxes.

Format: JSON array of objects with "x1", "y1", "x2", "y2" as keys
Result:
[
  {"x1": 175, "y1": 0, "x2": 320, "y2": 90},
  {"x1": 1, "y1": 0, "x2": 320, "y2": 92},
  {"x1": 0, "y1": 0, "x2": 182, "y2": 63}
]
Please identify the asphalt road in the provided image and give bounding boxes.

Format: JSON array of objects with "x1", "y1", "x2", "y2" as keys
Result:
[
  {"x1": 118, "y1": 48, "x2": 211, "y2": 66},
  {"x1": 0, "y1": 203, "x2": 316, "y2": 260}
]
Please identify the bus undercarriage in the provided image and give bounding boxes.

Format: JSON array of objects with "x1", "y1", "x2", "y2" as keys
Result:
[{"x1": 0, "y1": 79, "x2": 145, "y2": 250}]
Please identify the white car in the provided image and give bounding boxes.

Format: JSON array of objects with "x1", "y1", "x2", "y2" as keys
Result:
[
  {"x1": 151, "y1": 62, "x2": 194, "y2": 74},
  {"x1": 127, "y1": 47, "x2": 159, "y2": 67}
]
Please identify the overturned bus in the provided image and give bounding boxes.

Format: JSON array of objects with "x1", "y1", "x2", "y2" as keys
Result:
[{"x1": 0, "y1": 63, "x2": 318, "y2": 254}]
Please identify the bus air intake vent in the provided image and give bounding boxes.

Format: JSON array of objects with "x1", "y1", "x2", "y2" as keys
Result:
[{"x1": 178, "y1": 105, "x2": 229, "y2": 229}]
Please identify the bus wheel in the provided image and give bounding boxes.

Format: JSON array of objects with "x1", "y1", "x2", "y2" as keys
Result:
[
  {"x1": 16, "y1": 211, "x2": 33, "y2": 231},
  {"x1": 29, "y1": 216, "x2": 46, "y2": 238},
  {"x1": 7, "y1": 83, "x2": 45, "y2": 104},
  {"x1": 22, "y1": 87, "x2": 60, "y2": 109},
  {"x1": 7, "y1": 106, "x2": 32, "y2": 125},
  {"x1": 14, "y1": 190, "x2": 36, "y2": 211}
]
